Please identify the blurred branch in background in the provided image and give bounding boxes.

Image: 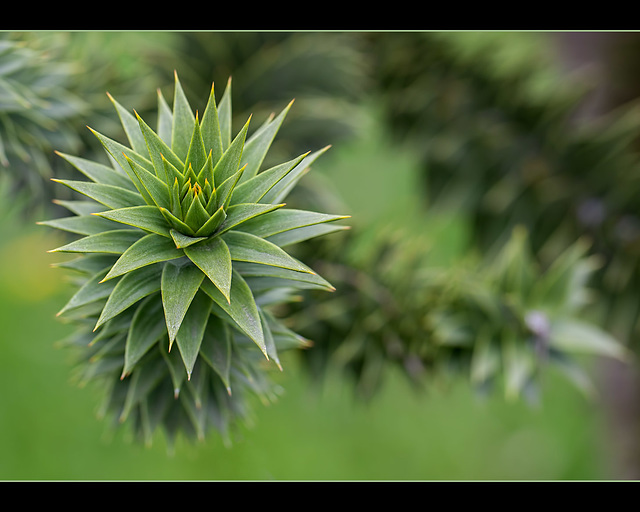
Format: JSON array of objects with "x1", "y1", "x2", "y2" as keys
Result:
[
  {"x1": 0, "y1": 33, "x2": 87, "y2": 216},
  {"x1": 286, "y1": 223, "x2": 629, "y2": 405},
  {"x1": 368, "y1": 32, "x2": 640, "y2": 347},
  {"x1": 363, "y1": 31, "x2": 640, "y2": 478}
]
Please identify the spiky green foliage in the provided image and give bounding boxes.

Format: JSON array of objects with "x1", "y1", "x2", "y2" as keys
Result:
[
  {"x1": 289, "y1": 226, "x2": 629, "y2": 403},
  {"x1": 43, "y1": 73, "x2": 347, "y2": 445}
]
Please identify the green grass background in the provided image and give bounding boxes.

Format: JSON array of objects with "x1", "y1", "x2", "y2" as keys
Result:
[{"x1": 0, "y1": 104, "x2": 615, "y2": 481}]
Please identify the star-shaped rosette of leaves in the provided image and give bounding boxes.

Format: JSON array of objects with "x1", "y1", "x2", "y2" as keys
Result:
[{"x1": 44, "y1": 72, "x2": 348, "y2": 386}]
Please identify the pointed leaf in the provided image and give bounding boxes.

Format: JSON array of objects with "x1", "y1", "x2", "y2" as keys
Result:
[
  {"x1": 264, "y1": 310, "x2": 311, "y2": 350},
  {"x1": 218, "y1": 77, "x2": 232, "y2": 150},
  {"x1": 163, "y1": 153, "x2": 186, "y2": 190},
  {"x1": 53, "y1": 199, "x2": 105, "y2": 216},
  {"x1": 161, "y1": 260, "x2": 205, "y2": 345},
  {"x1": 236, "y1": 262, "x2": 334, "y2": 291},
  {"x1": 95, "y1": 263, "x2": 162, "y2": 330},
  {"x1": 51, "y1": 254, "x2": 118, "y2": 276},
  {"x1": 78, "y1": 356, "x2": 125, "y2": 386},
  {"x1": 262, "y1": 146, "x2": 330, "y2": 204},
  {"x1": 194, "y1": 204, "x2": 226, "y2": 237},
  {"x1": 158, "y1": 207, "x2": 196, "y2": 236},
  {"x1": 38, "y1": 214, "x2": 122, "y2": 236},
  {"x1": 259, "y1": 309, "x2": 281, "y2": 370},
  {"x1": 180, "y1": 183, "x2": 195, "y2": 219},
  {"x1": 217, "y1": 203, "x2": 284, "y2": 235},
  {"x1": 222, "y1": 230, "x2": 315, "y2": 274},
  {"x1": 213, "y1": 116, "x2": 250, "y2": 186},
  {"x1": 94, "y1": 206, "x2": 171, "y2": 237},
  {"x1": 55, "y1": 151, "x2": 136, "y2": 190},
  {"x1": 183, "y1": 236, "x2": 232, "y2": 302},
  {"x1": 136, "y1": 110, "x2": 184, "y2": 181},
  {"x1": 185, "y1": 112, "x2": 207, "y2": 178},
  {"x1": 232, "y1": 153, "x2": 308, "y2": 204},
  {"x1": 88, "y1": 331, "x2": 126, "y2": 363},
  {"x1": 91, "y1": 313, "x2": 133, "y2": 344},
  {"x1": 237, "y1": 208, "x2": 349, "y2": 239},
  {"x1": 48, "y1": 230, "x2": 144, "y2": 254},
  {"x1": 122, "y1": 295, "x2": 167, "y2": 377},
  {"x1": 103, "y1": 233, "x2": 184, "y2": 281},
  {"x1": 125, "y1": 155, "x2": 171, "y2": 209},
  {"x1": 200, "y1": 270, "x2": 266, "y2": 357},
  {"x1": 183, "y1": 163, "x2": 199, "y2": 187},
  {"x1": 171, "y1": 72, "x2": 196, "y2": 160},
  {"x1": 175, "y1": 291, "x2": 212, "y2": 379},
  {"x1": 202, "y1": 177, "x2": 214, "y2": 200},
  {"x1": 185, "y1": 354, "x2": 210, "y2": 409},
  {"x1": 88, "y1": 127, "x2": 156, "y2": 204},
  {"x1": 169, "y1": 174, "x2": 183, "y2": 217},
  {"x1": 200, "y1": 82, "x2": 224, "y2": 168},
  {"x1": 213, "y1": 165, "x2": 245, "y2": 211},
  {"x1": 108, "y1": 92, "x2": 148, "y2": 156},
  {"x1": 184, "y1": 189, "x2": 210, "y2": 233},
  {"x1": 267, "y1": 223, "x2": 349, "y2": 247},
  {"x1": 157, "y1": 89, "x2": 173, "y2": 145},
  {"x1": 51, "y1": 179, "x2": 143, "y2": 210},
  {"x1": 240, "y1": 99, "x2": 293, "y2": 182},
  {"x1": 57, "y1": 267, "x2": 114, "y2": 317},
  {"x1": 170, "y1": 229, "x2": 207, "y2": 249},
  {"x1": 197, "y1": 151, "x2": 215, "y2": 190}
]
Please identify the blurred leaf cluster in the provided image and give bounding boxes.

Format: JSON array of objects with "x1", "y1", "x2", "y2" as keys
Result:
[
  {"x1": 288, "y1": 223, "x2": 628, "y2": 403},
  {"x1": 368, "y1": 32, "x2": 640, "y2": 348},
  {"x1": 0, "y1": 33, "x2": 87, "y2": 209}
]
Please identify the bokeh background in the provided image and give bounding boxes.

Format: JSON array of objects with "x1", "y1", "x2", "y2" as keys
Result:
[{"x1": 2, "y1": 30, "x2": 640, "y2": 480}]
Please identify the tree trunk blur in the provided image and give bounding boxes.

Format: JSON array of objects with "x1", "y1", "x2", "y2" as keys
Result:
[{"x1": 556, "y1": 31, "x2": 640, "y2": 480}]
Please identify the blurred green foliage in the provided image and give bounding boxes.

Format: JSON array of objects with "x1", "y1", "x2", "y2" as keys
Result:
[
  {"x1": 368, "y1": 32, "x2": 640, "y2": 349},
  {"x1": 289, "y1": 111, "x2": 629, "y2": 406},
  {"x1": 0, "y1": 33, "x2": 86, "y2": 210}
]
